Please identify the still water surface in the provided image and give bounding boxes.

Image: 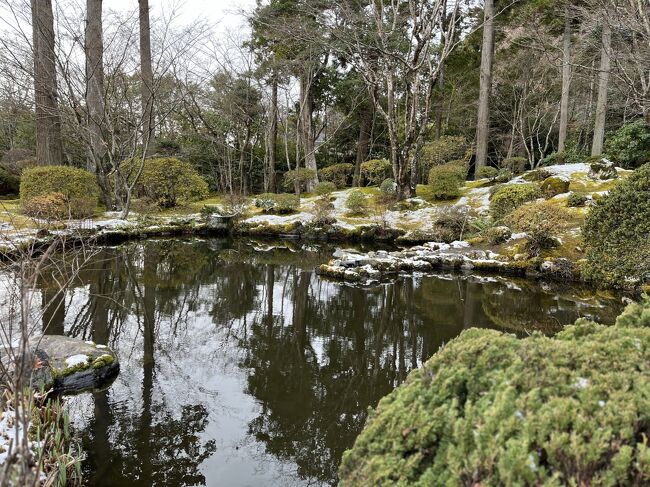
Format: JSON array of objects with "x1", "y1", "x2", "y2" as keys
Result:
[{"x1": 38, "y1": 238, "x2": 624, "y2": 486}]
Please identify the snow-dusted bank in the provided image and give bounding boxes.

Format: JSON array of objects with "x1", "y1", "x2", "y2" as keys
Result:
[{"x1": 317, "y1": 241, "x2": 578, "y2": 284}]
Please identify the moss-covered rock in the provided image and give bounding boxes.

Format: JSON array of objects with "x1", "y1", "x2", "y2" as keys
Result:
[
  {"x1": 540, "y1": 176, "x2": 570, "y2": 197},
  {"x1": 489, "y1": 183, "x2": 541, "y2": 220},
  {"x1": 339, "y1": 298, "x2": 650, "y2": 486}
]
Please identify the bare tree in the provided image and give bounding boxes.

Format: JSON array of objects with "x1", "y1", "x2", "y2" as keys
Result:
[
  {"x1": 475, "y1": 0, "x2": 495, "y2": 171},
  {"x1": 558, "y1": 4, "x2": 572, "y2": 153},
  {"x1": 591, "y1": 20, "x2": 611, "y2": 156},
  {"x1": 31, "y1": 0, "x2": 64, "y2": 166}
]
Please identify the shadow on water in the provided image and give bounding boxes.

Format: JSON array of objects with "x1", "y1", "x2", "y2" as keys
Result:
[{"x1": 38, "y1": 238, "x2": 624, "y2": 486}]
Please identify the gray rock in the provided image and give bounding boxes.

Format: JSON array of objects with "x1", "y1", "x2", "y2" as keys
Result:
[{"x1": 36, "y1": 335, "x2": 119, "y2": 394}]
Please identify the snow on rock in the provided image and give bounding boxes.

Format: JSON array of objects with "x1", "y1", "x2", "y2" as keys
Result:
[{"x1": 64, "y1": 354, "x2": 90, "y2": 368}]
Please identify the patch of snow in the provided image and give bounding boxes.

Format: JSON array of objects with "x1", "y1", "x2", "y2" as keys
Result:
[
  {"x1": 65, "y1": 354, "x2": 90, "y2": 368},
  {"x1": 510, "y1": 232, "x2": 528, "y2": 240},
  {"x1": 545, "y1": 163, "x2": 590, "y2": 178}
]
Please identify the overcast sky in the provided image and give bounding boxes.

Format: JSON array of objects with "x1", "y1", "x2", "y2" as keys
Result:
[{"x1": 107, "y1": 0, "x2": 256, "y2": 33}]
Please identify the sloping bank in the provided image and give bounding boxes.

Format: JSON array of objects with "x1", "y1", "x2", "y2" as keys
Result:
[{"x1": 339, "y1": 296, "x2": 650, "y2": 486}]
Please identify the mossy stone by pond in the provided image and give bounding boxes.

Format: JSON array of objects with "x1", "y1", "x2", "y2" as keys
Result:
[
  {"x1": 35, "y1": 335, "x2": 119, "y2": 394},
  {"x1": 339, "y1": 298, "x2": 650, "y2": 487}
]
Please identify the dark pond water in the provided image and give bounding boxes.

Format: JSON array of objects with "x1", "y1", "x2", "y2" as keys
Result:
[{"x1": 37, "y1": 238, "x2": 624, "y2": 486}]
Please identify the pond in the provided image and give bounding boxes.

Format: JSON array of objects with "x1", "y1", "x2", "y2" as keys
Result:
[{"x1": 36, "y1": 238, "x2": 624, "y2": 486}]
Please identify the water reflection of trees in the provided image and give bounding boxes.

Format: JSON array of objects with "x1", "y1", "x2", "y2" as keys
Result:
[{"x1": 47, "y1": 239, "x2": 622, "y2": 486}]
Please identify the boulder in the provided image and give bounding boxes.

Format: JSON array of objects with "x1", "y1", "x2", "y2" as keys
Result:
[
  {"x1": 35, "y1": 335, "x2": 119, "y2": 394},
  {"x1": 588, "y1": 158, "x2": 618, "y2": 180},
  {"x1": 541, "y1": 176, "x2": 570, "y2": 197}
]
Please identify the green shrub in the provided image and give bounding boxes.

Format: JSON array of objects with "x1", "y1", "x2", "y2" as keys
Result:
[
  {"x1": 314, "y1": 181, "x2": 337, "y2": 196},
  {"x1": 604, "y1": 120, "x2": 650, "y2": 169},
  {"x1": 360, "y1": 159, "x2": 392, "y2": 186},
  {"x1": 475, "y1": 166, "x2": 498, "y2": 182},
  {"x1": 485, "y1": 225, "x2": 512, "y2": 244},
  {"x1": 541, "y1": 147, "x2": 584, "y2": 166},
  {"x1": 254, "y1": 193, "x2": 300, "y2": 214},
  {"x1": 507, "y1": 200, "x2": 569, "y2": 255},
  {"x1": 123, "y1": 157, "x2": 209, "y2": 208},
  {"x1": 319, "y1": 163, "x2": 354, "y2": 188},
  {"x1": 489, "y1": 183, "x2": 541, "y2": 220},
  {"x1": 0, "y1": 166, "x2": 20, "y2": 195},
  {"x1": 22, "y1": 192, "x2": 68, "y2": 220},
  {"x1": 540, "y1": 176, "x2": 570, "y2": 198},
  {"x1": 420, "y1": 136, "x2": 469, "y2": 176},
  {"x1": 428, "y1": 163, "x2": 466, "y2": 200},
  {"x1": 500, "y1": 156, "x2": 528, "y2": 174},
  {"x1": 311, "y1": 197, "x2": 335, "y2": 225},
  {"x1": 583, "y1": 162, "x2": 650, "y2": 286},
  {"x1": 433, "y1": 206, "x2": 468, "y2": 241},
  {"x1": 379, "y1": 178, "x2": 397, "y2": 195},
  {"x1": 283, "y1": 168, "x2": 317, "y2": 192},
  {"x1": 345, "y1": 190, "x2": 368, "y2": 215},
  {"x1": 20, "y1": 165, "x2": 99, "y2": 218},
  {"x1": 567, "y1": 191, "x2": 588, "y2": 207},
  {"x1": 339, "y1": 298, "x2": 650, "y2": 487},
  {"x1": 496, "y1": 169, "x2": 513, "y2": 183}
]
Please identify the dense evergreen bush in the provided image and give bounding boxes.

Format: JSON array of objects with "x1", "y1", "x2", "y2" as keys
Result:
[
  {"x1": 379, "y1": 178, "x2": 397, "y2": 196},
  {"x1": 489, "y1": 183, "x2": 541, "y2": 220},
  {"x1": 420, "y1": 136, "x2": 469, "y2": 176},
  {"x1": 583, "y1": 162, "x2": 650, "y2": 287},
  {"x1": 345, "y1": 190, "x2": 368, "y2": 215},
  {"x1": 0, "y1": 166, "x2": 20, "y2": 195},
  {"x1": 507, "y1": 200, "x2": 569, "y2": 255},
  {"x1": 496, "y1": 169, "x2": 513, "y2": 183},
  {"x1": 567, "y1": 191, "x2": 587, "y2": 207},
  {"x1": 499, "y1": 156, "x2": 528, "y2": 174},
  {"x1": 20, "y1": 165, "x2": 99, "y2": 218},
  {"x1": 283, "y1": 168, "x2": 317, "y2": 192},
  {"x1": 314, "y1": 181, "x2": 337, "y2": 196},
  {"x1": 126, "y1": 157, "x2": 209, "y2": 208},
  {"x1": 604, "y1": 120, "x2": 650, "y2": 169},
  {"x1": 319, "y1": 163, "x2": 353, "y2": 188},
  {"x1": 475, "y1": 166, "x2": 498, "y2": 182},
  {"x1": 339, "y1": 298, "x2": 650, "y2": 487},
  {"x1": 360, "y1": 159, "x2": 392, "y2": 186},
  {"x1": 428, "y1": 163, "x2": 466, "y2": 200},
  {"x1": 254, "y1": 193, "x2": 300, "y2": 214}
]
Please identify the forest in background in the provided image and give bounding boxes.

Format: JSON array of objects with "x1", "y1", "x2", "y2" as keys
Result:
[{"x1": 0, "y1": 0, "x2": 648, "y2": 204}]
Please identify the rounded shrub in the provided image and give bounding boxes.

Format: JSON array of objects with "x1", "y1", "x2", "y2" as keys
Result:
[
  {"x1": 507, "y1": 200, "x2": 569, "y2": 255},
  {"x1": 0, "y1": 166, "x2": 20, "y2": 195},
  {"x1": 428, "y1": 163, "x2": 466, "y2": 200},
  {"x1": 567, "y1": 191, "x2": 588, "y2": 207},
  {"x1": 360, "y1": 159, "x2": 392, "y2": 186},
  {"x1": 500, "y1": 156, "x2": 528, "y2": 174},
  {"x1": 475, "y1": 166, "x2": 498, "y2": 182},
  {"x1": 379, "y1": 178, "x2": 397, "y2": 195},
  {"x1": 124, "y1": 157, "x2": 209, "y2": 208},
  {"x1": 20, "y1": 165, "x2": 100, "y2": 218},
  {"x1": 489, "y1": 183, "x2": 541, "y2": 221},
  {"x1": 319, "y1": 163, "x2": 354, "y2": 188},
  {"x1": 345, "y1": 190, "x2": 368, "y2": 215},
  {"x1": 254, "y1": 193, "x2": 300, "y2": 214},
  {"x1": 583, "y1": 162, "x2": 650, "y2": 287},
  {"x1": 314, "y1": 181, "x2": 337, "y2": 196},
  {"x1": 496, "y1": 169, "x2": 513, "y2": 183},
  {"x1": 604, "y1": 120, "x2": 650, "y2": 169},
  {"x1": 420, "y1": 136, "x2": 468, "y2": 177},
  {"x1": 339, "y1": 298, "x2": 650, "y2": 487}
]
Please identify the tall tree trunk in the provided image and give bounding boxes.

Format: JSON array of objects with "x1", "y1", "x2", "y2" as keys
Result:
[
  {"x1": 558, "y1": 8, "x2": 572, "y2": 153},
  {"x1": 299, "y1": 72, "x2": 318, "y2": 191},
  {"x1": 31, "y1": 0, "x2": 64, "y2": 166},
  {"x1": 268, "y1": 76, "x2": 278, "y2": 192},
  {"x1": 354, "y1": 104, "x2": 372, "y2": 187},
  {"x1": 138, "y1": 0, "x2": 155, "y2": 156},
  {"x1": 591, "y1": 22, "x2": 611, "y2": 156},
  {"x1": 435, "y1": 0, "x2": 448, "y2": 140},
  {"x1": 85, "y1": 0, "x2": 112, "y2": 208},
  {"x1": 475, "y1": 0, "x2": 495, "y2": 171}
]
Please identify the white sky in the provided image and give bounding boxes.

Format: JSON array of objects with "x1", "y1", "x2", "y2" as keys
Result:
[{"x1": 107, "y1": 0, "x2": 256, "y2": 33}]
